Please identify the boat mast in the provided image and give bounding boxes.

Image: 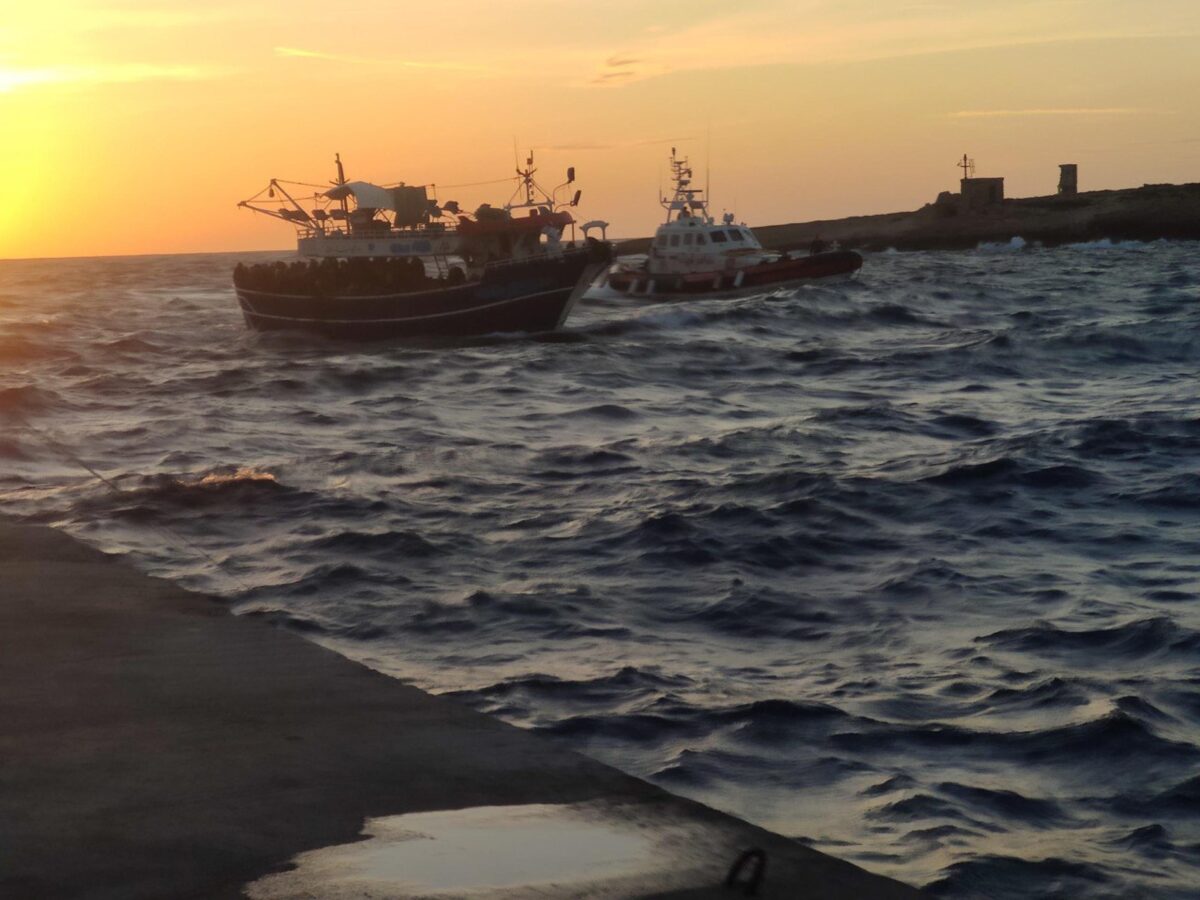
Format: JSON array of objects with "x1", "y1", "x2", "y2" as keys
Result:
[
  {"x1": 507, "y1": 151, "x2": 544, "y2": 211},
  {"x1": 334, "y1": 153, "x2": 349, "y2": 219},
  {"x1": 660, "y1": 148, "x2": 710, "y2": 225},
  {"x1": 507, "y1": 150, "x2": 577, "y2": 212}
]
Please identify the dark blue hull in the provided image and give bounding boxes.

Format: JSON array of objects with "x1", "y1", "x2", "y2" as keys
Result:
[{"x1": 235, "y1": 249, "x2": 603, "y2": 339}]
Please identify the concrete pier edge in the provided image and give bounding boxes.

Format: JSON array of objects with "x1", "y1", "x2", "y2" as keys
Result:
[{"x1": 0, "y1": 518, "x2": 923, "y2": 898}]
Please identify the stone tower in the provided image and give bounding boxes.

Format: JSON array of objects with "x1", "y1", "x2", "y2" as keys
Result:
[{"x1": 1058, "y1": 164, "x2": 1078, "y2": 196}]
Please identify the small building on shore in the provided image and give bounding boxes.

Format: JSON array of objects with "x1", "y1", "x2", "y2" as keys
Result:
[
  {"x1": 1059, "y1": 164, "x2": 1079, "y2": 195},
  {"x1": 937, "y1": 155, "x2": 1004, "y2": 211},
  {"x1": 961, "y1": 176, "x2": 1005, "y2": 209}
]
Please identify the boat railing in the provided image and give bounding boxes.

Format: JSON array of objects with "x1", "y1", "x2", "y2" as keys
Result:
[
  {"x1": 481, "y1": 244, "x2": 587, "y2": 271},
  {"x1": 297, "y1": 223, "x2": 458, "y2": 240}
]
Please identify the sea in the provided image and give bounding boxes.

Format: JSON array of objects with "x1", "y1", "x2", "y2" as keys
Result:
[{"x1": 1, "y1": 240, "x2": 1198, "y2": 898}]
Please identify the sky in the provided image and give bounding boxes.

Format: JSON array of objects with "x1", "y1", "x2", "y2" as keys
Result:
[{"x1": 1, "y1": 0, "x2": 1198, "y2": 258}]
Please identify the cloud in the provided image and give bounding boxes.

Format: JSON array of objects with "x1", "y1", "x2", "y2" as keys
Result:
[
  {"x1": 274, "y1": 47, "x2": 349, "y2": 62},
  {"x1": 590, "y1": 52, "x2": 649, "y2": 84},
  {"x1": 582, "y1": 1, "x2": 1200, "y2": 87},
  {"x1": 590, "y1": 71, "x2": 636, "y2": 84}
]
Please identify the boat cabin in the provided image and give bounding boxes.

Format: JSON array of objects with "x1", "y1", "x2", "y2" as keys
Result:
[
  {"x1": 644, "y1": 150, "x2": 771, "y2": 276},
  {"x1": 652, "y1": 220, "x2": 763, "y2": 252},
  {"x1": 237, "y1": 152, "x2": 583, "y2": 270},
  {"x1": 648, "y1": 219, "x2": 767, "y2": 275}
]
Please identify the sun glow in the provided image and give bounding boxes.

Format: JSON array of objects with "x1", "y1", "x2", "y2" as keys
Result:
[
  {"x1": 0, "y1": 68, "x2": 61, "y2": 92},
  {"x1": 1, "y1": 1, "x2": 1198, "y2": 259}
]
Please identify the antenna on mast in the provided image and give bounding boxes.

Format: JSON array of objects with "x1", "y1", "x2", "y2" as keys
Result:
[
  {"x1": 514, "y1": 149, "x2": 537, "y2": 206},
  {"x1": 334, "y1": 152, "x2": 348, "y2": 216},
  {"x1": 505, "y1": 149, "x2": 557, "y2": 211},
  {"x1": 705, "y1": 126, "x2": 711, "y2": 211},
  {"x1": 958, "y1": 153, "x2": 976, "y2": 179}
]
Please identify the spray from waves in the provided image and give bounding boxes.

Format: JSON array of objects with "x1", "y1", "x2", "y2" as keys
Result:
[
  {"x1": 976, "y1": 236, "x2": 1028, "y2": 253},
  {"x1": 193, "y1": 467, "x2": 279, "y2": 488},
  {"x1": 974, "y1": 237, "x2": 1163, "y2": 254}
]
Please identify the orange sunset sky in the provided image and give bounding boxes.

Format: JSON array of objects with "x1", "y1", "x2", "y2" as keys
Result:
[{"x1": 2, "y1": 0, "x2": 1198, "y2": 259}]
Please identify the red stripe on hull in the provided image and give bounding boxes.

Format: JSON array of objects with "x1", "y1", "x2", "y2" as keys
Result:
[{"x1": 608, "y1": 250, "x2": 863, "y2": 296}]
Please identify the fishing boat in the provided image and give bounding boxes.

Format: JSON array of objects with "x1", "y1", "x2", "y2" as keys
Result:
[
  {"x1": 233, "y1": 154, "x2": 610, "y2": 339},
  {"x1": 604, "y1": 149, "x2": 862, "y2": 298}
]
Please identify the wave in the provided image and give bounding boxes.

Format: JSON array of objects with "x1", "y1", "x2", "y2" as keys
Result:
[
  {"x1": 457, "y1": 666, "x2": 693, "y2": 722},
  {"x1": 138, "y1": 467, "x2": 287, "y2": 504},
  {"x1": 921, "y1": 454, "x2": 1101, "y2": 492},
  {"x1": 1062, "y1": 237, "x2": 1158, "y2": 251},
  {"x1": 1115, "y1": 774, "x2": 1200, "y2": 818},
  {"x1": 935, "y1": 781, "x2": 1068, "y2": 826},
  {"x1": 563, "y1": 403, "x2": 640, "y2": 421},
  {"x1": 1111, "y1": 824, "x2": 1179, "y2": 860},
  {"x1": 831, "y1": 709, "x2": 1200, "y2": 772},
  {"x1": 1121, "y1": 473, "x2": 1200, "y2": 510},
  {"x1": 66, "y1": 466, "x2": 302, "y2": 525},
  {"x1": 980, "y1": 617, "x2": 1200, "y2": 661},
  {"x1": 0, "y1": 335, "x2": 81, "y2": 364},
  {"x1": 867, "y1": 793, "x2": 993, "y2": 827},
  {"x1": 976, "y1": 237, "x2": 1028, "y2": 253},
  {"x1": 1073, "y1": 415, "x2": 1200, "y2": 458},
  {"x1": 540, "y1": 711, "x2": 708, "y2": 744},
  {"x1": 240, "y1": 605, "x2": 389, "y2": 641},
  {"x1": 679, "y1": 587, "x2": 834, "y2": 640},
  {"x1": 866, "y1": 303, "x2": 940, "y2": 326},
  {"x1": 658, "y1": 747, "x2": 872, "y2": 792},
  {"x1": 99, "y1": 335, "x2": 165, "y2": 354},
  {"x1": 926, "y1": 855, "x2": 1110, "y2": 900},
  {"x1": 926, "y1": 413, "x2": 998, "y2": 438},
  {"x1": 0, "y1": 384, "x2": 67, "y2": 416},
  {"x1": 0, "y1": 436, "x2": 33, "y2": 460},
  {"x1": 307, "y1": 529, "x2": 445, "y2": 559},
  {"x1": 9, "y1": 244, "x2": 1200, "y2": 900}
]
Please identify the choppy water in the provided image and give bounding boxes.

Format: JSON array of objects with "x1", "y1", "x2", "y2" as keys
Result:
[{"x1": 2, "y1": 242, "x2": 1199, "y2": 898}]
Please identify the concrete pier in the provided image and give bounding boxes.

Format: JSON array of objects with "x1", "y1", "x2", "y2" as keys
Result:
[{"x1": 0, "y1": 519, "x2": 923, "y2": 899}]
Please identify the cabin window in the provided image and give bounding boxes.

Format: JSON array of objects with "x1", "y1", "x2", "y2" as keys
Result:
[
  {"x1": 710, "y1": 230, "x2": 728, "y2": 243},
  {"x1": 669, "y1": 234, "x2": 681, "y2": 247},
  {"x1": 726, "y1": 230, "x2": 743, "y2": 241},
  {"x1": 740, "y1": 229, "x2": 755, "y2": 242},
  {"x1": 683, "y1": 233, "x2": 694, "y2": 245},
  {"x1": 696, "y1": 233, "x2": 708, "y2": 245}
]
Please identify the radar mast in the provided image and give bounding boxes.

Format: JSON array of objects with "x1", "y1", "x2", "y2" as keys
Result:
[{"x1": 660, "y1": 148, "x2": 712, "y2": 225}]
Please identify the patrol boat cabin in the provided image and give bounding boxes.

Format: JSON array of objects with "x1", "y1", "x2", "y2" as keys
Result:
[{"x1": 605, "y1": 148, "x2": 863, "y2": 297}]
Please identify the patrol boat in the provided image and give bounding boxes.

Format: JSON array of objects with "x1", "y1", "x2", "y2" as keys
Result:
[
  {"x1": 605, "y1": 149, "x2": 861, "y2": 297},
  {"x1": 233, "y1": 154, "x2": 609, "y2": 339}
]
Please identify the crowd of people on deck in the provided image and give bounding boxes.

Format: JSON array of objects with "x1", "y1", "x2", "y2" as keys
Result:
[{"x1": 233, "y1": 256, "x2": 467, "y2": 296}]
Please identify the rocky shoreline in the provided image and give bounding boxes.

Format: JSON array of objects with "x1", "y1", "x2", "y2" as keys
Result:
[{"x1": 617, "y1": 182, "x2": 1200, "y2": 255}]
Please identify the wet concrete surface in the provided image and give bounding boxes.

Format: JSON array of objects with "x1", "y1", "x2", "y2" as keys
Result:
[{"x1": 0, "y1": 519, "x2": 923, "y2": 898}]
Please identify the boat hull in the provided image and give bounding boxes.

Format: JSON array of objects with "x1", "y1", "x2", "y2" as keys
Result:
[
  {"x1": 235, "y1": 248, "x2": 605, "y2": 339},
  {"x1": 607, "y1": 249, "x2": 863, "y2": 298}
]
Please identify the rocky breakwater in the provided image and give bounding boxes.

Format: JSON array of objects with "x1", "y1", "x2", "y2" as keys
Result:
[{"x1": 619, "y1": 183, "x2": 1200, "y2": 254}]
